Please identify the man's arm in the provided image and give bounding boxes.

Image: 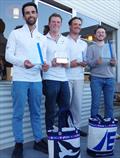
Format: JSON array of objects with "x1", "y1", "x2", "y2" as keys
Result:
[
  {"x1": 78, "y1": 42, "x2": 88, "y2": 67},
  {"x1": 5, "y1": 31, "x2": 25, "y2": 67}
]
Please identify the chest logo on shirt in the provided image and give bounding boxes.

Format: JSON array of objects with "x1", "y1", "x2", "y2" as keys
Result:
[
  {"x1": 36, "y1": 35, "x2": 41, "y2": 40},
  {"x1": 58, "y1": 39, "x2": 65, "y2": 44}
]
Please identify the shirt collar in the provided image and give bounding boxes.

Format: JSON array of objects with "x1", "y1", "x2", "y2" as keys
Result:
[
  {"x1": 23, "y1": 24, "x2": 37, "y2": 34},
  {"x1": 46, "y1": 32, "x2": 61, "y2": 41},
  {"x1": 67, "y1": 34, "x2": 81, "y2": 41}
]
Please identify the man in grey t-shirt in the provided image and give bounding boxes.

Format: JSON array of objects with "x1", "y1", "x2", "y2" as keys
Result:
[{"x1": 87, "y1": 26, "x2": 117, "y2": 119}]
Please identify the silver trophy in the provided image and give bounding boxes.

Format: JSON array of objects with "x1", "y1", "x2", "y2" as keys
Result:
[{"x1": 55, "y1": 51, "x2": 68, "y2": 64}]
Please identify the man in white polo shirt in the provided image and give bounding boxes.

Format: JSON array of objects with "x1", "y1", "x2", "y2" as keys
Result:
[
  {"x1": 5, "y1": 2, "x2": 47, "y2": 158},
  {"x1": 66, "y1": 17, "x2": 87, "y2": 136},
  {"x1": 42, "y1": 13, "x2": 70, "y2": 132}
]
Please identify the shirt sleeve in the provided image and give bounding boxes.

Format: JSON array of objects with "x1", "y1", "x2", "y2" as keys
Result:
[
  {"x1": 5, "y1": 31, "x2": 25, "y2": 67},
  {"x1": 82, "y1": 42, "x2": 88, "y2": 61},
  {"x1": 42, "y1": 36, "x2": 47, "y2": 62},
  {"x1": 42, "y1": 36, "x2": 53, "y2": 67},
  {"x1": 65, "y1": 38, "x2": 71, "y2": 68}
]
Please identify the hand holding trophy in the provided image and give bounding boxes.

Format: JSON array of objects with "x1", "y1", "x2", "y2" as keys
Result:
[
  {"x1": 52, "y1": 51, "x2": 69, "y2": 67},
  {"x1": 70, "y1": 59, "x2": 78, "y2": 68},
  {"x1": 77, "y1": 52, "x2": 87, "y2": 67},
  {"x1": 109, "y1": 58, "x2": 117, "y2": 66},
  {"x1": 96, "y1": 56, "x2": 103, "y2": 65},
  {"x1": 42, "y1": 62, "x2": 49, "y2": 72}
]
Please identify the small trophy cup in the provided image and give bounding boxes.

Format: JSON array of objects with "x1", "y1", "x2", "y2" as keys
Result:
[{"x1": 55, "y1": 51, "x2": 68, "y2": 64}]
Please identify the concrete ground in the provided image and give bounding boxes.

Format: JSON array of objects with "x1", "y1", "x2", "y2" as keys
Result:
[{"x1": 0, "y1": 125, "x2": 120, "y2": 158}]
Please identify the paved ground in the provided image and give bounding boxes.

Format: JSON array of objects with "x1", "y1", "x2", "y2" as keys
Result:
[{"x1": 0, "y1": 124, "x2": 120, "y2": 158}]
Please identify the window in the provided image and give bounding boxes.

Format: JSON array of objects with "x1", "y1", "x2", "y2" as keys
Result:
[
  {"x1": 77, "y1": 12, "x2": 100, "y2": 29},
  {"x1": 37, "y1": 0, "x2": 72, "y2": 34}
]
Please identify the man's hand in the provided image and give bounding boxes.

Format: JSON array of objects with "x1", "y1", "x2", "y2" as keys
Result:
[
  {"x1": 62, "y1": 63, "x2": 68, "y2": 68},
  {"x1": 42, "y1": 62, "x2": 49, "y2": 72},
  {"x1": 70, "y1": 59, "x2": 78, "y2": 68},
  {"x1": 24, "y1": 60, "x2": 34, "y2": 69},
  {"x1": 52, "y1": 58, "x2": 61, "y2": 67},
  {"x1": 78, "y1": 61, "x2": 87, "y2": 67},
  {"x1": 96, "y1": 57, "x2": 102, "y2": 65},
  {"x1": 109, "y1": 58, "x2": 117, "y2": 66}
]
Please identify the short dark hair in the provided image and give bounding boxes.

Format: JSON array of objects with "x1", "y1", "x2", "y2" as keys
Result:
[
  {"x1": 48, "y1": 13, "x2": 62, "y2": 23},
  {"x1": 94, "y1": 25, "x2": 107, "y2": 34},
  {"x1": 68, "y1": 17, "x2": 82, "y2": 26},
  {"x1": 43, "y1": 25, "x2": 50, "y2": 35},
  {"x1": 0, "y1": 18, "x2": 5, "y2": 33},
  {"x1": 14, "y1": 25, "x2": 23, "y2": 30},
  {"x1": 22, "y1": 2, "x2": 38, "y2": 16}
]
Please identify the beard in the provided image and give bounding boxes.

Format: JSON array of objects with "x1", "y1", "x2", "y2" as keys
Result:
[
  {"x1": 71, "y1": 27, "x2": 81, "y2": 35},
  {"x1": 26, "y1": 17, "x2": 37, "y2": 26},
  {"x1": 96, "y1": 38, "x2": 105, "y2": 41},
  {"x1": 96, "y1": 36, "x2": 105, "y2": 41}
]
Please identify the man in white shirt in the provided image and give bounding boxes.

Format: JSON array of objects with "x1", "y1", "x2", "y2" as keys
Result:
[
  {"x1": 66, "y1": 17, "x2": 87, "y2": 136},
  {"x1": 5, "y1": 2, "x2": 47, "y2": 158},
  {"x1": 42, "y1": 13, "x2": 70, "y2": 131}
]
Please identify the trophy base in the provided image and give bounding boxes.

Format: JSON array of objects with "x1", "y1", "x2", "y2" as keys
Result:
[{"x1": 56, "y1": 58, "x2": 68, "y2": 64}]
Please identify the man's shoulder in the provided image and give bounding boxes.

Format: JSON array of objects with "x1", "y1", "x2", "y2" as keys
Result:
[
  {"x1": 30, "y1": 30, "x2": 46, "y2": 43},
  {"x1": 58, "y1": 35, "x2": 68, "y2": 44},
  {"x1": 88, "y1": 43, "x2": 96, "y2": 49},
  {"x1": 9, "y1": 27, "x2": 23, "y2": 36},
  {"x1": 37, "y1": 32, "x2": 46, "y2": 38},
  {"x1": 80, "y1": 38, "x2": 87, "y2": 46},
  {"x1": 60, "y1": 34, "x2": 67, "y2": 40}
]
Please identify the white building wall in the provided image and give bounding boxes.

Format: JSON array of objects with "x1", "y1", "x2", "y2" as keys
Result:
[
  {"x1": 56, "y1": 0, "x2": 120, "y2": 28},
  {"x1": 117, "y1": 28, "x2": 120, "y2": 82}
]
